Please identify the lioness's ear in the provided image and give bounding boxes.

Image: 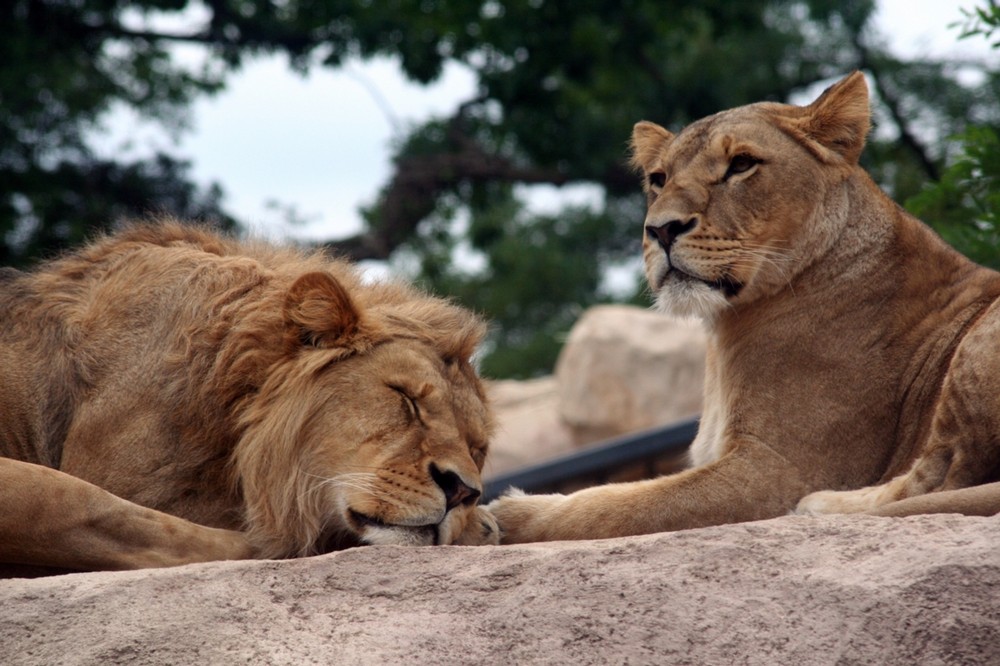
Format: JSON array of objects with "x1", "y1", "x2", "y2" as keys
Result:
[
  {"x1": 630, "y1": 121, "x2": 674, "y2": 173},
  {"x1": 792, "y1": 71, "x2": 871, "y2": 164},
  {"x1": 283, "y1": 271, "x2": 370, "y2": 351}
]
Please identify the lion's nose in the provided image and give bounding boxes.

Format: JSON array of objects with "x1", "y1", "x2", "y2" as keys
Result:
[
  {"x1": 429, "y1": 464, "x2": 480, "y2": 511},
  {"x1": 646, "y1": 218, "x2": 697, "y2": 252}
]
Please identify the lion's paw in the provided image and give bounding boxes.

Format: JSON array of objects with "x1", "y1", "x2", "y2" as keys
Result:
[{"x1": 451, "y1": 506, "x2": 501, "y2": 546}]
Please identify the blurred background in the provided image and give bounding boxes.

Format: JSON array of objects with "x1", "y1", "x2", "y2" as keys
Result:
[{"x1": 3, "y1": 0, "x2": 999, "y2": 379}]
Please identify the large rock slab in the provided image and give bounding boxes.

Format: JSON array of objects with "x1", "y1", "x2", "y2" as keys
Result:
[
  {"x1": 483, "y1": 306, "x2": 706, "y2": 474},
  {"x1": 555, "y1": 305, "x2": 705, "y2": 444},
  {"x1": 484, "y1": 377, "x2": 574, "y2": 476},
  {"x1": 3, "y1": 514, "x2": 998, "y2": 665}
]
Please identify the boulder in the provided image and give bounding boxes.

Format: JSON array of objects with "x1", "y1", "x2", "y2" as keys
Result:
[
  {"x1": 485, "y1": 305, "x2": 706, "y2": 474},
  {"x1": 484, "y1": 377, "x2": 574, "y2": 476},
  {"x1": 555, "y1": 305, "x2": 705, "y2": 444},
  {"x1": 3, "y1": 514, "x2": 997, "y2": 665}
]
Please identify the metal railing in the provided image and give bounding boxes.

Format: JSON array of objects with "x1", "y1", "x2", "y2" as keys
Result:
[{"x1": 483, "y1": 416, "x2": 699, "y2": 502}]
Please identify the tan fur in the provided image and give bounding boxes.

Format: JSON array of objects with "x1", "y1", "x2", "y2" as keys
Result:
[
  {"x1": 488, "y1": 72, "x2": 1000, "y2": 543},
  {"x1": 0, "y1": 222, "x2": 498, "y2": 574}
]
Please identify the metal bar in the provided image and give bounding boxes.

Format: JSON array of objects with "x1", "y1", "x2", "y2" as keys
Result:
[{"x1": 483, "y1": 416, "x2": 699, "y2": 501}]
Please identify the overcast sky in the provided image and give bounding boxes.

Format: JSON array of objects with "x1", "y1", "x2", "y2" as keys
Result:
[{"x1": 95, "y1": 1, "x2": 993, "y2": 245}]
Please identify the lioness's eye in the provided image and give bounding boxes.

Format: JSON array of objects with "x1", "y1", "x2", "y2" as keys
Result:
[
  {"x1": 724, "y1": 153, "x2": 760, "y2": 180},
  {"x1": 647, "y1": 171, "x2": 666, "y2": 191}
]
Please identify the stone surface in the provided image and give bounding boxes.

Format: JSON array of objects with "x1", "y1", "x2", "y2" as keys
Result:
[
  {"x1": 555, "y1": 305, "x2": 705, "y2": 444},
  {"x1": 3, "y1": 514, "x2": 998, "y2": 665},
  {"x1": 484, "y1": 377, "x2": 574, "y2": 476},
  {"x1": 484, "y1": 305, "x2": 706, "y2": 475}
]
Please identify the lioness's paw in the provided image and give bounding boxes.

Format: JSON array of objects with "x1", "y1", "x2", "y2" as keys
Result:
[
  {"x1": 485, "y1": 489, "x2": 567, "y2": 544},
  {"x1": 794, "y1": 487, "x2": 884, "y2": 515},
  {"x1": 451, "y1": 506, "x2": 501, "y2": 546}
]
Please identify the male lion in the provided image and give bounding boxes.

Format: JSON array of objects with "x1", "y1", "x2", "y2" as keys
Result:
[
  {"x1": 0, "y1": 222, "x2": 497, "y2": 575},
  {"x1": 488, "y1": 71, "x2": 1000, "y2": 543}
]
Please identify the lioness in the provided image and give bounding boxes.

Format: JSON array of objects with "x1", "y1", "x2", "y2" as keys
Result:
[
  {"x1": 0, "y1": 222, "x2": 497, "y2": 575},
  {"x1": 488, "y1": 71, "x2": 1000, "y2": 543}
]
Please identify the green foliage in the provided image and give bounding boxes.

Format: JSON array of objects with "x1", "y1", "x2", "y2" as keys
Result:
[
  {"x1": 2, "y1": 153, "x2": 235, "y2": 265},
  {"x1": 407, "y1": 190, "x2": 637, "y2": 377},
  {"x1": 956, "y1": 0, "x2": 1000, "y2": 44},
  {"x1": 4, "y1": 0, "x2": 1000, "y2": 376},
  {"x1": 0, "y1": 0, "x2": 235, "y2": 266},
  {"x1": 904, "y1": 1, "x2": 1000, "y2": 269},
  {"x1": 907, "y1": 126, "x2": 1000, "y2": 269}
]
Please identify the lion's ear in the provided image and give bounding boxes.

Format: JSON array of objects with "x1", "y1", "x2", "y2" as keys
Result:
[
  {"x1": 630, "y1": 121, "x2": 674, "y2": 173},
  {"x1": 283, "y1": 272, "x2": 369, "y2": 351},
  {"x1": 789, "y1": 71, "x2": 871, "y2": 165}
]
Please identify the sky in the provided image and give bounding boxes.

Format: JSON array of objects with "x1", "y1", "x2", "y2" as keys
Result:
[{"x1": 94, "y1": 1, "x2": 993, "y2": 247}]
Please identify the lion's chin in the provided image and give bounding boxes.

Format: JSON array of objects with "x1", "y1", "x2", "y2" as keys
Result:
[
  {"x1": 358, "y1": 524, "x2": 438, "y2": 547},
  {"x1": 347, "y1": 509, "x2": 441, "y2": 547}
]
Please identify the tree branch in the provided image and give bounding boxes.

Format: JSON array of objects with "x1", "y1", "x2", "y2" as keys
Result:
[
  {"x1": 854, "y1": 41, "x2": 941, "y2": 181},
  {"x1": 313, "y1": 99, "x2": 573, "y2": 261},
  {"x1": 95, "y1": 24, "x2": 219, "y2": 45},
  {"x1": 318, "y1": 144, "x2": 571, "y2": 261},
  {"x1": 86, "y1": 13, "x2": 313, "y2": 54}
]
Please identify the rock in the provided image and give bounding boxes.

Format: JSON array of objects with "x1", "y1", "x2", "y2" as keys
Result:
[
  {"x1": 3, "y1": 514, "x2": 998, "y2": 665},
  {"x1": 483, "y1": 305, "x2": 707, "y2": 475},
  {"x1": 484, "y1": 377, "x2": 575, "y2": 476},
  {"x1": 555, "y1": 305, "x2": 705, "y2": 444}
]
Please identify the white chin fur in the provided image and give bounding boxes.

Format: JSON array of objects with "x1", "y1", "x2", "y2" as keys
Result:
[
  {"x1": 654, "y1": 280, "x2": 729, "y2": 320},
  {"x1": 361, "y1": 525, "x2": 436, "y2": 547}
]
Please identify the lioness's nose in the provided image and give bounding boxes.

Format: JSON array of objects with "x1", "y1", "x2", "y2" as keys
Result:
[
  {"x1": 430, "y1": 464, "x2": 480, "y2": 511},
  {"x1": 646, "y1": 218, "x2": 697, "y2": 251}
]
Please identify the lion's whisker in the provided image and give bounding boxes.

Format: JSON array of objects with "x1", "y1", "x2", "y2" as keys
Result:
[{"x1": 299, "y1": 471, "x2": 384, "y2": 501}]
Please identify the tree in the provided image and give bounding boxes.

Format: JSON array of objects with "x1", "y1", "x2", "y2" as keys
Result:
[
  {"x1": 905, "y1": 1, "x2": 1000, "y2": 269},
  {"x1": 344, "y1": 0, "x2": 1000, "y2": 375},
  {"x1": 4, "y1": 1, "x2": 998, "y2": 376},
  {"x1": 1, "y1": 1, "x2": 239, "y2": 266}
]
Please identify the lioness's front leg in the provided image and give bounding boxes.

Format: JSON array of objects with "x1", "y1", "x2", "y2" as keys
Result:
[
  {"x1": 0, "y1": 458, "x2": 255, "y2": 572},
  {"x1": 487, "y1": 440, "x2": 812, "y2": 543}
]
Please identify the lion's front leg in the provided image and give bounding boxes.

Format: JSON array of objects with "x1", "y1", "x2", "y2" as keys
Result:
[
  {"x1": 0, "y1": 458, "x2": 256, "y2": 573},
  {"x1": 486, "y1": 440, "x2": 812, "y2": 544}
]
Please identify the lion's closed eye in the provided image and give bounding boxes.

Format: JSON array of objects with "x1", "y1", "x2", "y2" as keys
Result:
[
  {"x1": 388, "y1": 384, "x2": 422, "y2": 423},
  {"x1": 470, "y1": 445, "x2": 487, "y2": 468}
]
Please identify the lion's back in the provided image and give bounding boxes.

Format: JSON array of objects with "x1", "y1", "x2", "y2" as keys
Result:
[
  {"x1": 7, "y1": 222, "x2": 354, "y2": 339},
  {"x1": 0, "y1": 222, "x2": 344, "y2": 464},
  {"x1": 2, "y1": 221, "x2": 492, "y2": 542},
  {"x1": 1, "y1": 221, "x2": 461, "y2": 467}
]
